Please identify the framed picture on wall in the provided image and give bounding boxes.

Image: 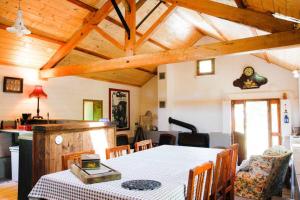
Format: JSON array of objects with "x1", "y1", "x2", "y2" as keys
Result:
[
  {"x1": 109, "y1": 88, "x2": 130, "y2": 131},
  {"x1": 3, "y1": 76, "x2": 23, "y2": 93}
]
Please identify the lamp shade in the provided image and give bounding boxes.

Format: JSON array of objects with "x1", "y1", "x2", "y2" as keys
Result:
[{"x1": 29, "y1": 85, "x2": 47, "y2": 98}]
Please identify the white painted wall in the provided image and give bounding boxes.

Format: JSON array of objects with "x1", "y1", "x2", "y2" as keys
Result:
[
  {"x1": 155, "y1": 54, "x2": 299, "y2": 134},
  {"x1": 0, "y1": 65, "x2": 140, "y2": 136}
]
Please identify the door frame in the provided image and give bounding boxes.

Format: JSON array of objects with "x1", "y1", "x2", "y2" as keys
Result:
[{"x1": 231, "y1": 98, "x2": 281, "y2": 159}]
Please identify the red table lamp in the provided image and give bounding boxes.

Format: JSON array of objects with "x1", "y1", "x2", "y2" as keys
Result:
[{"x1": 29, "y1": 85, "x2": 47, "y2": 119}]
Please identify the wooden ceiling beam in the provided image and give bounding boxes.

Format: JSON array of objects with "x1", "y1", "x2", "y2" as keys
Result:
[
  {"x1": 249, "y1": 28, "x2": 271, "y2": 63},
  {"x1": 163, "y1": 0, "x2": 295, "y2": 33},
  {"x1": 66, "y1": 0, "x2": 169, "y2": 50},
  {"x1": 94, "y1": 27, "x2": 124, "y2": 50},
  {"x1": 40, "y1": 30, "x2": 300, "y2": 78},
  {"x1": 135, "y1": 4, "x2": 176, "y2": 49},
  {"x1": 41, "y1": 0, "x2": 119, "y2": 70},
  {"x1": 124, "y1": 0, "x2": 136, "y2": 55}
]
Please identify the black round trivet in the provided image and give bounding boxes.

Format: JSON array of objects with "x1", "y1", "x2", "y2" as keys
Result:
[{"x1": 121, "y1": 180, "x2": 161, "y2": 191}]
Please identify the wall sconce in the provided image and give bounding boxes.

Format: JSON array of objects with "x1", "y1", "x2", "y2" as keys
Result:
[{"x1": 284, "y1": 104, "x2": 289, "y2": 124}]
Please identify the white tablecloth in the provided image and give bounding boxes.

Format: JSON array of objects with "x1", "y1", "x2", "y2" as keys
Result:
[{"x1": 29, "y1": 145, "x2": 222, "y2": 200}]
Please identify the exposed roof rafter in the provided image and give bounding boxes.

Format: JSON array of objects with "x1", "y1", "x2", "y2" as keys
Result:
[
  {"x1": 40, "y1": 30, "x2": 300, "y2": 79},
  {"x1": 41, "y1": 0, "x2": 119, "y2": 70},
  {"x1": 163, "y1": 0, "x2": 296, "y2": 33},
  {"x1": 136, "y1": 4, "x2": 176, "y2": 50}
]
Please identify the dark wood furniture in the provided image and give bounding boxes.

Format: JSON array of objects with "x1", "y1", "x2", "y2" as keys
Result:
[
  {"x1": 62, "y1": 150, "x2": 95, "y2": 170},
  {"x1": 105, "y1": 145, "x2": 130, "y2": 159},
  {"x1": 158, "y1": 133, "x2": 176, "y2": 145},
  {"x1": 211, "y1": 149, "x2": 232, "y2": 200},
  {"x1": 116, "y1": 134, "x2": 129, "y2": 146},
  {"x1": 187, "y1": 161, "x2": 213, "y2": 200},
  {"x1": 134, "y1": 139, "x2": 153, "y2": 152}
]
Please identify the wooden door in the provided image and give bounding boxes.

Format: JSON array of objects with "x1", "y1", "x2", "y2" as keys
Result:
[
  {"x1": 231, "y1": 100, "x2": 246, "y2": 164},
  {"x1": 231, "y1": 99, "x2": 281, "y2": 164}
]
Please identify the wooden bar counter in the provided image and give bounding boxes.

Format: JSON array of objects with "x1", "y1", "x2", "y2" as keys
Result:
[{"x1": 18, "y1": 121, "x2": 116, "y2": 200}]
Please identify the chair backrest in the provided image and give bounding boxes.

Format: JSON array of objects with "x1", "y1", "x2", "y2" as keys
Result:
[
  {"x1": 230, "y1": 143, "x2": 239, "y2": 178},
  {"x1": 211, "y1": 149, "x2": 232, "y2": 200},
  {"x1": 187, "y1": 161, "x2": 213, "y2": 200},
  {"x1": 61, "y1": 150, "x2": 95, "y2": 170},
  {"x1": 106, "y1": 145, "x2": 130, "y2": 159},
  {"x1": 116, "y1": 134, "x2": 129, "y2": 146},
  {"x1": 134, "y1": 139, "x2": 153, "y2": 152},
  {"x1": 158, "y1": 134, "x2": 176, "y2": 145}
]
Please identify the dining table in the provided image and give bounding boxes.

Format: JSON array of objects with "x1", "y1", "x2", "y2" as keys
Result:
[{"x1": 28, "y1": 145, "x2": 222, "y2": 200}]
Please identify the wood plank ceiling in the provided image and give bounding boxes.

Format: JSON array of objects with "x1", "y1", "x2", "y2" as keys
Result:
[{"x1": 0, "y1": 0, "x2": 300, "y2": 86}]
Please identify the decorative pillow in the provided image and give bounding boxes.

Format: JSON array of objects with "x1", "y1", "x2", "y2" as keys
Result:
[
  {"x1": 263, "y1": 145, "x2": 290, "y2": 156},
  {"x1": 238, "y1": 159, "x2": 250, "y2": 172},
  {"x1": 248, "y1": 155, "x2": 274, "y2": 174}
]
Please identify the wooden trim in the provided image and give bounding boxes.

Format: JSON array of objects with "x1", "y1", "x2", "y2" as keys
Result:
[
  {"x1": 135, "y1": 4, "x2": 176, "y2": 49},
  {"x1": 164, "y1": 0, "x2": 295, "y2": 33},
  {"x1": 94, "y1": 27, "x2": 124, "y2": 50},
  {"x1": 40, "y1": 30, "x2": 300, "y2": 78},
  {"x1": 41, "y1": 0, "x2": 119, "y2": 70}
]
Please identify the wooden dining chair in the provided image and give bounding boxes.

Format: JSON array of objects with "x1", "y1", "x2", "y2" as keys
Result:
[
  {"x1": 226, "y1": 143, "x2": 239, "y2": 200},
  {"x1": 187, "y1": 161, "x2": 213, "y2": 200},
  {"x1": 61, "y1": 149, "x2": 95, "y2": 170},
  {"x1": 106, "y1": 145, "x2": 131, "y2": 159},
  {"x1": 211, "y1": 149, "x2": 232, "y2": 200},
  {"x1": 134, "y1": 139, "x2": 153, "y2": 152}
]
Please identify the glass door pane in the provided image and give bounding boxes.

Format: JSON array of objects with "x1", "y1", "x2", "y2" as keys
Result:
[
  {"x1": 234, "y1": 104, "x2": 245, "y2": 134},
  {"x1": 246, "y1": 101, "x2": 269, "y2": 158}
]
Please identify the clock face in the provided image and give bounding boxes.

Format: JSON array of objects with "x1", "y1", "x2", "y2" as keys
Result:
[{"x1": 243, "y1": 67, "x2": 254, "y2": 77}]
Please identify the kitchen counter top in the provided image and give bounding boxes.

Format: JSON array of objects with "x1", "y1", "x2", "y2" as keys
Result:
[{"x1": 0, "y1": 129, "x2": 33, "y2": 134}]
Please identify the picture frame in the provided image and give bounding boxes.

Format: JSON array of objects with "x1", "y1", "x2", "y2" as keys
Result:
[
  {"x1": 109, "y1": 88, "x2": 130, "y2": 131},
  {"x1": 3, "y1": 76, "x2": 23, "y2": 93}
]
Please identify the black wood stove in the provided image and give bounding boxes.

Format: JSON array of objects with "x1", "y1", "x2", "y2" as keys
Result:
[{"x1": 168, "y1": 117, "x2": 209, "y2": 148}]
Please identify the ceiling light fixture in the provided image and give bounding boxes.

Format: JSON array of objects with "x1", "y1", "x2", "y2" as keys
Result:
[{"x1": 6, "y1": 0, "x2": 31, "y2": 37}]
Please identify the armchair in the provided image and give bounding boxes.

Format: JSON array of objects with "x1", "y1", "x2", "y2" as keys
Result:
[{"x1": 234, "y1": 146, "x2": 292, "y2": 200}]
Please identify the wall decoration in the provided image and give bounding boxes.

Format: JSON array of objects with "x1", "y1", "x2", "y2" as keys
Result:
[
  {"x1": 3, "y1": 76, "x2": 23, "y2": 93},
  {"x1": 109, "y1": 88, "x2": 130, "y2": 131},
  {"x1": 283, "y1": 104, "x2": 289, "y2": 124},
  {"x1": 233, "y1": 66, "x2": 267, "y2": 89}
]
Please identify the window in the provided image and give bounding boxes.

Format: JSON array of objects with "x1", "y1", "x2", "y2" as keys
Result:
[
  {"x1": 83, "y1": 99, "x2": 103, "y2": 121},
  {"x1": 197, "y1": 59, "x2": 215, "y2": 75}
]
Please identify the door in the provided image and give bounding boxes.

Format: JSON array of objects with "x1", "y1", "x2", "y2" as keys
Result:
[{"x1": 232, "y1": 99, "x2": 281, "y2": 162}]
